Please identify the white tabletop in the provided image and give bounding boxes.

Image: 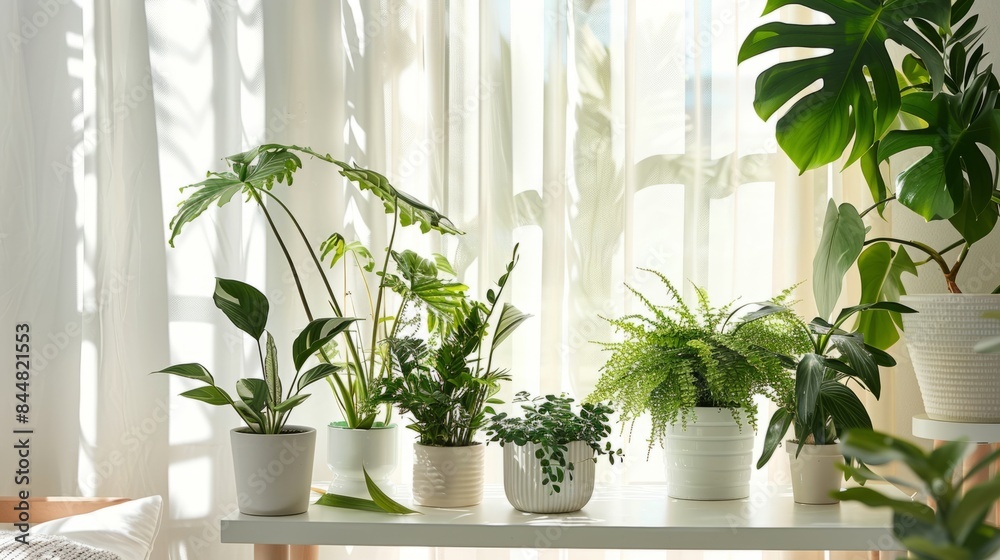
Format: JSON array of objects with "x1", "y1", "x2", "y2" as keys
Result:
[
  {"x1": 220, "y1": 484, "x2": 903, "y2": 551},
  {"x1": 912, "y1": 414, "x2": 1000, "y2": 443}
]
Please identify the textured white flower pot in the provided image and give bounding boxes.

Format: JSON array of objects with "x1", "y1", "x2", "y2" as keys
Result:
[
  {"x1": 412, "y1": 443, "x2": 485, "y2": 508},
  {"x1": 326, "y1": 422, "x2": 398, "y2": 498},
  {"x1": 231, "y1": 425, "x2": 316, "y2": 516},
  {"x1": 503, "y1": 441, "x2": 596, "y2": 513},
  {"x1": 787, "y1": 441, "x2": 842, "y2": 505},
  {"x1": 901, "y1": 294, "x2": 1000, "y2": 422},
  {"x1": 663, "y1": 407, "x2": 754, "y2": 500}
]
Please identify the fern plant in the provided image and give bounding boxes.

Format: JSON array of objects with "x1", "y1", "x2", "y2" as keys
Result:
[
  {"x1": 587, "y1": 270, "x2": 811, "y2": 448},
  {"x1": 376, "y1": 245, "x2": 531, "y2": 447}
]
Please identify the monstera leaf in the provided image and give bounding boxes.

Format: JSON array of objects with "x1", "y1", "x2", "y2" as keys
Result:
[
  {"x1": 738, "y1": 0, "x2": 950, "y2": 173},
  {"x1": 877, "y1": 79, "x2": 1000, "y2": 223},
  {"x1": 854, "y1": 242, "x2": 917, "y2": 350}
]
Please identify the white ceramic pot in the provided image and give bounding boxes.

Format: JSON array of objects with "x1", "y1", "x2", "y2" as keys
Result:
[
  {"x1": 663, "y1": 407, "x2": 754, "y2": 500},
  {"x1": 230, "y1": 425, "x2": 316, "y2": 516},
  {"x1": 901, "y1": 294, "x2": 1000, "y2": 422},
  {"x1": 787, "y1": 441, "x2": 842, "y2": 505},
  {"x1": 503, "y1": 441, "x2": 596, "y2": 513},
  {"x1": 326, "y1": 422, "x2": 398, "y2": 498},
  {"x1": 412, "y1": 443, "x2": 485, "y2": 508}
]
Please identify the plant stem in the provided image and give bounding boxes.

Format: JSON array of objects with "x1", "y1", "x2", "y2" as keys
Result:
[
  {"x1": 859, "y1": 196, "x2": 896, "y2": 219},
  {"x1": 370, "y1": 203, "x2": 400, "y2": 382},
  {"x1": 261, "y1": 190, "x2": 374, "y2": 426},
  {"x1": 864, "y1": 237, "x2": 951, "y2": 277},
  {"x1": 249, "y1": 188, "x2": 314, "y2": 321},
  {"x1": 944, "y1": 245, "x2": 970, "y2": 294}
]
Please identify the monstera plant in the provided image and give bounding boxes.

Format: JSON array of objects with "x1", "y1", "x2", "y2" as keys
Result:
[{"x1": 739, "y1": 0, "x2": 1000, "y2": 349}]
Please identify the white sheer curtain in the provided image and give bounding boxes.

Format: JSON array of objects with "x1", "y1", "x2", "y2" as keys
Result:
[{"x1": 1, "y1": 1, "x2": 879, "y2": 559}]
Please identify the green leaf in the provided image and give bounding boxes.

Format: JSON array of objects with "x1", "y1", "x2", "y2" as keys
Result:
[
  {"x1": 433, "y1": 253, "x2": 457, "y2": 276},
  {"x1": 315, "y1": 493, "x2": 388, "y2": 513},
  {"x1": 179, "y1": 386, "x2": 233, "y2": 406},
  {"x1": 297, "y1": 363, "x2": 340, "y2": 392},
  {"x1": 384, "y1": 250, "x2": 468, "y2": 328},
  {"x1": 363, "y1": 467, "x2": 420, "y2": 514},
  {"x1": 813, "y1": 201, "x2": 866, "y2": 321},
  {"x1": 319, "y1": 233, "x2": 375, "y2": 272},
  {"x1": 330, "y1": 159, "x2": 462, "y2": 235},
  {"x1": 737, "y1": 0, "x2": 950, "y2": 172},
  {"x1": 949, "y1": 478, "x2": 1000, "y2": 545},
  {"x1": 818, "y1": 381, "x2": 872, "y2": 439},
  {"x1": 834, "y1": 487, "x2": 937, "y2": 525},
  {"x1": 492, "y1": 303, "x2": 532, "y2": 348},
  {"x1": 236, "y1": 378, "x2": 268, "y2": 412},
  {"x1": 795, "y1": 354, "x2": 824, "y2": 426},
  {"x1": 757, "y1": 408, "x2": 792, "y2": 469},
  {"x1": 839, "y1": 429, "x2": 938, "y2": 482},
  {"x1": 879, "y1": 90, "x2": 1000, "y2": 222},
  {"x1": 152, "y1": 363, "x2": 214, "y2": 385},
  {"x1": 854, "y1": 243, "x2": 918, "y2": 350},
  {"x1": 272, "y1": 392, "x2": 310, "y2": 413},
  {"x1": 292, "y1": 317, "x2": 360, "y2": 371},
  {"x1": 168, "y1": 144, "x2": 329, "y2": 246},
  {"x1": 828, "y1": 333, "x2": 880, "y2": 398},
  {"x1": 233, "y1": 400, "x2": 264, "y2": 430},
  {"x1": 263, "y1": 332, "x2": 280, "y2": 406},
  {"x1": 213, "y1": 278, "x2": 269, "y2": 340}
]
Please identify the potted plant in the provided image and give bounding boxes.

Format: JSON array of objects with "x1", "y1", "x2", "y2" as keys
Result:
[
  {"x1": 168, "y1": 144, "x2": 466, "y2": 497},
  {"x1": 153, "y1": 278, "x2": 356, "y2": 516},
  {"x1": 587, "y1": 270, "x2": 812, "y2": 500},
  {"x1": 756, "y1": 303, "x2": 914, "y2": 504},
  {"x1": 376, "y1": 246, "x2": 530, "y2": 508},
  {"x1": 739, "y1": 0, "x2": 1000, "y2": 421},
  {"x1": 837, "y1": 429, "x2": 1000, "y2": 559},
  {"x1": 486, "y1": 392, "x2": 622, "y2": 514}
]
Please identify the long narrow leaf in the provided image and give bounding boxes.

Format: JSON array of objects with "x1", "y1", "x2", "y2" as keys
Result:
[{"x1": 364, "y1": 468, "x2": 420, "y2": 514}]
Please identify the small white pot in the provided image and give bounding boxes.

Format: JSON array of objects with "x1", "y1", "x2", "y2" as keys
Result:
[
  {"x1": 412, "y1": 443, "x2": 485, "y2": 508},
  {"x1": 503, "y1": 441, "x2": 596, "y2": 513},
  {"x1": 663, "y1": 407, "x2": 754, "y2": 500},
  {"x1": 230, "y1": 426, "x2": 316, "y2": 516},
  {"x1": 901, "y1": 294, "x2": 1000, "y2": 422},
  {"x1": 326, "y1": 423, "x2": 398, "y2": 498},
  {"x1": 787, "y1": 441, "x2": 842, "y2": 505}
]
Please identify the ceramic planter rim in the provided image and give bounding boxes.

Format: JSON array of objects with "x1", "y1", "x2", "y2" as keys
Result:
[
  {"x1": 231, "y1": 425, "x2": 316, "y2": 436},
  {"x1": 328, "y1": 421, "x2": 397, "y2": 430}
]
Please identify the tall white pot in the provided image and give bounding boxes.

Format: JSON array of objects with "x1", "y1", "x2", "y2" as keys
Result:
[
  {"x1": 503, "y1": 441, "x2": 596, "y2": 513},
  {"x1": 231, "y1": 426, "x2": 316, "y2": 516},
  {"x1": 901, "y1": 294, "x2": 1000, "y2": 422},
  {"x1": 326, "y1": 423, "x2": 398, "y2": 498},
  {"x1": 412, "y1": 443, "x2": 485, "y2": 508},
  {"x1": 663, "y1": 407, "x2": 754, "y2": 500},
  {"x1": 787, "y1": 442, "x2": 842, "y2": 505}
]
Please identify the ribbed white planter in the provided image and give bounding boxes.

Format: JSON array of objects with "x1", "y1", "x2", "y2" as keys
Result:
[
  {"x1": 787, "y1": 442, "x2": 842, "y2": 505},
  {"x1": 663, "y1": 407, "x2": 754, "y2": 500},
  {"x1": 901, "y1": 294, "x2": 1000, "y2": 422},
  {"x1": 412, "y1": 443, "x2": 485, "y2": 508},
  {"x1": 231, "y1": 425, "x2": 316, "y2": 516},
  {"x1": 326, "y1": 423, "x2": 397, "y2": 498},
  {"x1": 503, "y1": 441, "x2": 595, "y2": 513}
]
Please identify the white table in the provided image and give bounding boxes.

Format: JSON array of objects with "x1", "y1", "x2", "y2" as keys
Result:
[{"x1": 221, "y1": 484, "x2": 903, "y2": 559}]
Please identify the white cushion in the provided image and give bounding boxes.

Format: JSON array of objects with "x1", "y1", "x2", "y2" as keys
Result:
[{"x1": 31, "y1": 496, "x2": 163, "y2": 560}]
